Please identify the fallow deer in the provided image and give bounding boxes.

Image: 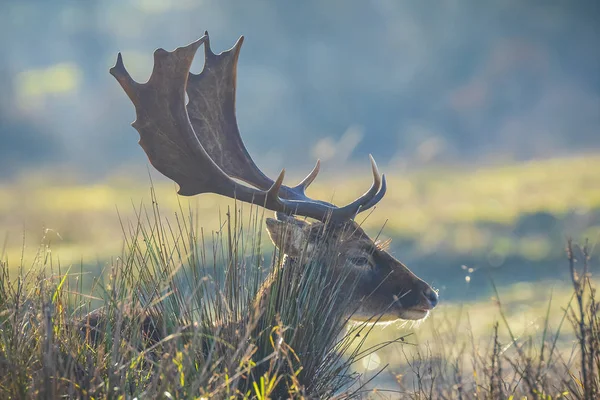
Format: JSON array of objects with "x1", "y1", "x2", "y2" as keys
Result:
[
  {"x1": 76, "y1": 34, "x2": 442, "y2": 398},
  {"x1": 82, "y1": 32, "x2": 438, "y2": 351},
  {"x1": 107, "y1": 32, "x2": 438, "y2": 324}
]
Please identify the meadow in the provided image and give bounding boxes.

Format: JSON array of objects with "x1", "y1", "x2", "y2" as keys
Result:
[
  {"x1": 1, "y1": 153, "x2": 599, "y2": 398},
  {"x1": 3, "y1": 154, "x2": 599, "y2": 268}
]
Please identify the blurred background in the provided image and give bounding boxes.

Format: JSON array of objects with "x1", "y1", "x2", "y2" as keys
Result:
[
  {"x1": 2, "y1": 0, "x2": 600, "y2": 174},
  {"x1": 1, "y1": 0, "x2": 599, "y2": 386}
]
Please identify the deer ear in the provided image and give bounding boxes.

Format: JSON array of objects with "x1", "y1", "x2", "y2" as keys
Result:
[{"x1": 265, "y1": 216, "x2": 310, "y2": 257}]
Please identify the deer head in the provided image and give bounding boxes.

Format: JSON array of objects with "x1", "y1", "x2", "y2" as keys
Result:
[{"x1": 110, "y1": 32, "x2": 438, "y2": 322}]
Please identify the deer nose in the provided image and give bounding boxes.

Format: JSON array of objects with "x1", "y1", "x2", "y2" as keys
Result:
[{"x1": 424, "y1": 287, "x2": 438, "y2": 308}]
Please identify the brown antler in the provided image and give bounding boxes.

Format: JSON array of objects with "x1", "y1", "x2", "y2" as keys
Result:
[{"x1": 110, "y1": 32, "x2": 386, "y2": 222}]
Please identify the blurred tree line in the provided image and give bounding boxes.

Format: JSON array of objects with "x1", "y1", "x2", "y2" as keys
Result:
[{"x1": 1, "y1": 0, "x2": 598, "y2": 178}]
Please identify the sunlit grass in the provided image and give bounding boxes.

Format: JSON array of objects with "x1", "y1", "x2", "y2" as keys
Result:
[
  {"x1": 0, "y1": 197, "x2": 383, "y2": 398},
  {"x1": 329, "y1": 154, "x2": 600, "y2": 229},
  {"x1": 1, "y1": 154, "x2": 599, "y2": 397},
  {"x1": 1, "y1": 154, "x2": 600, "y2": 268},
  {"x1": 355, "y1": 279, "x2": 585, "y2": 371},
  {"x1": 1, "y1": 183, "x2": 597, "y2": 398}
]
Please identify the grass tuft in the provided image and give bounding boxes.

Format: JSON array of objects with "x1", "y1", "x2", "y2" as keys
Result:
[{"x1": 0, "y1": 189, "x2": 396, "y2": 399}]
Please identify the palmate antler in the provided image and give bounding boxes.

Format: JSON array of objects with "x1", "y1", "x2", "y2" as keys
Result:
[{"x1": 110, "y1": 32, "x2": 386, "y2": 222}]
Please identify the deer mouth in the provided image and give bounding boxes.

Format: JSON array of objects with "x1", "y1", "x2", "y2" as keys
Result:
[
  {"x1": 397, "y1": 308, "x2": 430, "y2": 320},
  {"x1": 396, "y1": 299, "x2": 435, "y2": 320},
  {"x1": 395, "y1": 287, "x2": 438, "y2": 320},
  {"x1": 348, "y1": 305, "x2": 431, "y2": 324}
]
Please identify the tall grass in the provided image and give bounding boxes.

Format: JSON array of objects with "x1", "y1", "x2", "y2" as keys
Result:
[
  {"x1": 0, "y1": 186, "x2": 598, "y2": 398},
  {"x1": 0, "y1": 190, "x2": 402, "y2": 399},
  {"x1": 389, "y1": 240, "x2": 598, "y2": 399}
]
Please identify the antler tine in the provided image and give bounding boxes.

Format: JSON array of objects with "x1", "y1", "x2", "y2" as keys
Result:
[
  {"x1": 110, "y1": 53, "x2": 143, "y2": 104},
  {"x1": 267, "y1": 169, "x2": 286, "y2": 200},
  {"x1": 360, "y1": 174, "x2": 387, "y2": 212},
  {"x1": 313, "y1": 155, "x2": 383, "y2": 221},
  {"x1": 292, "y1": 160, "x2": 321, "y2": 195},
  {"x1": 369, "y1": 154, "x2": 381, "y2": 185}
]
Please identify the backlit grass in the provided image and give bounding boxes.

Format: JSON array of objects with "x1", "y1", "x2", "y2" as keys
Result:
[{"x1": 0, "y1": 186, "x2": 598, "y2": 398}]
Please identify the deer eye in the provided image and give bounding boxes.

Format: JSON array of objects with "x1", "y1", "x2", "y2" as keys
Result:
[{"x1": 349, "y1": 256, "x2": 370, "y2": 266}]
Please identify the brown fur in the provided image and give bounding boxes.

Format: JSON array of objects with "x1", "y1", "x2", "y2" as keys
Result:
[{"x1": 264, "y1": 214, "x2": 438, "y2": 323}]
